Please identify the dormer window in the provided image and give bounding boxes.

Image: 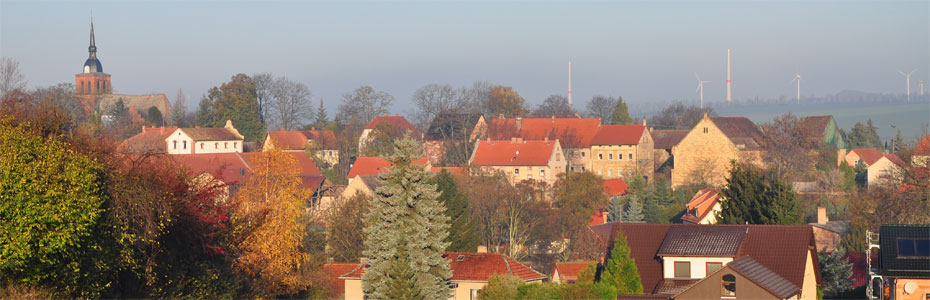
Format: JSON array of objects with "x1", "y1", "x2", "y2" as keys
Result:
[{"x1": 722, "y1": 274, "x2": 736, "y2": 297}]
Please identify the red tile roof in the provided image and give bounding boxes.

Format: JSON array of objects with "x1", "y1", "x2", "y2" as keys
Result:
[
  {"x1": 365, "y1": 115, "x2": 418, "y2": 136},
  {"x1": 552, "y1": 261, "x2": 595, "y2": 282},
  {"x1": 173, "y1": 153, "x2": 250, "y2": 185},
  {"x1": 588, "y1": 223, "x2": 669, "y2": 294},
  {"x1": 240, "y1": 152, "x2": 322, "y2": 176},
  {"x1": 590, "y1": 125, "x2": 646, "y2": 145},
  {"x1": 488, "y1": 117, "x2": 601, "y2": 148},
  {"x1": 119, "y1": 126, "x2": 178, "y2": 153},
  {"x1": 680, "y1": 189, "x2": 721, "y2": 224},
  {"x1": 324, "y1": 263, "x2": 360, "y2": 298},
  {"x1": 266, "y1": 130, "x2": 338, "y2": 150},
  {"x1": 588, "y1": 208, "x2": 608, "y2": 226},
  {"x1": 347, "y1": 156, "x2": 430, "y2": 178},
  {"x1": 849, "y1": 148, "x2": 884, "y2": 166},
  {"x1": 603, "y1": 178, "x2": 629, "y2": 196},
  {"x1": 724, "y1": 256, "x2": 800, "y2": 299},
  {"x1": 339, "y1": 252, "x2": 546, "y2": 282},
  {"x1": 882, "y1": 153, "x2": 906, "y2": 167},
  {"x1": 470, "y1": 139, "x2": 558, "y2": 166},
  {"x1": 917, "y1": 134, "x2": 930, "y2": 154},
  {"x1": 800, "y1": 116, "x2": 833, "y2": 135}
]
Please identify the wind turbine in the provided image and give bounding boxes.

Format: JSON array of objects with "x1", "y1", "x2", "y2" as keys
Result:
[
  {"x1": 694, "y1": 73, "x2": 711, "y2": 108},
  {"x1": 919, "y1": 80, "x2": 925, "y2": 97},
  {"x1": 898, "y1": 69, "x2": 916, "y2": 103},
  {"x1": 790, "y1": 72, "x2": 801, "y2": 104}
]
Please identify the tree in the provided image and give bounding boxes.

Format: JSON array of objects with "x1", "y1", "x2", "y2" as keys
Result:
[
  {"x1": 717, "y1": 162, "x2": 803, "y2": 225},
  {"x1": 488, "y1": 86, "x2": 527, "y2": 117},
  {"x1": 361, "y1": 121, "x2": 404, "y2": 157},
  {"x1": 314, "y1": 98, "x2": 329, "y2": 128},
  {"x1": 596, "y1": 230, "x2": 643, "y2": 295},
  {"x1": 648, "y1": 102, "x2": 716, "y2": 130},
  {"x1": 610, "y1": 96, "x2": 632, "y2": 125},
  {"x1": 576, "y1": 262, "x2": 597, "y2": 284},
  {"x1": 818, "y1": 247, "x2": 853, "y2": 298},
  {"x1": 253, "y1": 72, "x2": 274, "y2": 124},
  {"x1": 411, "y1": 83, "x2": 460, "y2": 130},
  {"x1": 585, "y1": 95, "x2": 614, "y2": 122},
  {"x1": 212, "y1": 74, "x2": 264, "y2": 141},
  {"x1": 231, "y1": 149, "x2": 313, "y2": 297},
  {"x1": 846, "y1": 120, "x2": 881, "y2": 149},
  {"x1": 362, "y1": 136, "x2": 451, "y2": 300},
  {"x1": 760, "y1": 113, "x2": 821, "y2": 181},
  {"x1": 462, "y1": 80, "x2": 496, "y2": 116},
  {"x1": 337, "y1": 85, "x2": 394, "y2": 126},
  {"x1": 607, "y1": 196, "x2": 623, "y2": 222},
  {"x1": 195, "y1": 90, "x2": 216, "y2": 127},
  {"x1": 478, "y1": 274, "x2": 522, "y2": 300},
  {"x1": 532, "y1": 94, "x2": 576, "y2": 117},
  {"x1": 146, "y1": 106, "x2": 164, "y2": 126},
  {"x1": 0, "y1": 57, "x2": 27, "y2": 95},
  {"x1": 326, "y1": 193, "x2": 370, "y2": 262},
  {"x1": 553, "y1": 173, "x2": 609, "y2": 259},
  {"x1": 269, "y1": 77, "x2": 313, "y2": 130},
  {"x1": 434, "y1": 171, "x2": 481, "y2": 252},
  {"x1": 170, "y1": 88, "x2": 190, "y2": 127},
  {"x1": 622, "y1": 195, "x2": 645, "y2": 223}
]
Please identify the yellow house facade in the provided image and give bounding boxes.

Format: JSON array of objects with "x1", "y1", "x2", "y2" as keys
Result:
[{"x1": 671, "y1": 115, "x2": 764, "y2": 189}]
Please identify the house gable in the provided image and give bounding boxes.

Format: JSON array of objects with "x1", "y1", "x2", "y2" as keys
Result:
[{"x1": 670, "y1": 115, "x2": 740, "y2": 188}]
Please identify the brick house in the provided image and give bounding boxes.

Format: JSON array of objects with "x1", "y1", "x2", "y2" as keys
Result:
[
  {"x1": 589, "y1": 123, "x2": 654, "y2": 180},
  {"x1": 338, "y1": 252, "x2": 546, "y2": 300},
  {"x1": 670, "y1": 114, "x2": 765, "y2": 189},
  {"x1": 358, "y1": 115, "x2": 418, "y2": 154},
  {"x1": 808, "y1": 207, "x2": 849, "y2": 253},
  {"x1": 264, "y1": 129, "x2": 339, "y2": 166},
  {"x1": 468, "y1": 138, "x2": 566, "y2": 186},
  {"x1": 588, "y1": 223, "x2": 821, "y2": 299},
  {"x1": 488, "y1": 117, "x2": 600, "y2": 172},
  {"x1": 422, "y1": 113, "x2": 487, "y2": 164}
]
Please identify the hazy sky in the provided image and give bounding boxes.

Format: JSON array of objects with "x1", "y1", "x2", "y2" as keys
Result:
[{"x1": 2, "y1": 1, "x2": 928, "y2": 114}]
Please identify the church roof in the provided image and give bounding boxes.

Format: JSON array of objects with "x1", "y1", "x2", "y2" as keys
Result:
[
  {"x1": 82, "y1": 19, "x2": 104, "y2": 73},
  {"x1": 98, "y1": 94, "x2": 171, "y2": 117}
]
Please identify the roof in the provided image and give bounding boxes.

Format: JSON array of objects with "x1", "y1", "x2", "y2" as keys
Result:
[
  {"x1": 347, "y1": 156, "x2": 430, "y2": 178},
  {"x1": 98, "y1": 93, "x2": 170, "y2": 117},
  {"x1": 339, "y1": 252, "x2": 547, "y2": 282},
  {"x1": 653, "y1": 279, "x2": 700, "y2": 295},
  {"x1": 800, "y1": 116, "x2": 832, "y2": 135},
  {"x1": 878, "y1": 224, "x2": 930, "y2": 277},
  {"x1": 266, "y1": 130, "x2": 338, "y2": 151},
  {"x1": 552, "y1": 261, "x2": 595, "y2": 282},
  {"x1": 174, "y1": 153, "x2": 250, "y2": 185},
  {"x1": 651, "y1": 130, "x2": 689, "y2": 150},
  {"x1": 809, "y1": 220, "x2": 850, "y2": 235},
  {"x1": 119, "y1": 126, "x2": 178, "y2": 153},
  {"x1": 657, "y1": 226, "x2": 745, "y2": 257},
  {"x1": 240, "y1": 152, "x2": 322, "y2": 176},
  {"x1": 470, "y1": 139, "x2": 558, "y2": 166},
  {"x1": 917, "y1": 134, "x2": 930, "y2": 155},
  {"x1": 881, "y1": 153, "x2": 906, "y2": 167},
  {"x1": 710, "y1": 116, "x2": 764, "y2": 150},
  {"x1": 589, "y1": 223, "x2": 819, "y2": 294},
  {"x1": 488, "y1": 117, "x2": 601, "y2": 148},
  {"x1": 430, "y1": 166, "x2": 468, "y2": 176},
  {"x1": 302, "y1": 130, "x2": 338, "y2": 150},
  {"x1": 603, "y1": 179, "x2": 629, "y2": 196},
  {"x1": 725, "y1": 256, "x2": 801, "y2": 299},
  {"x1": 424, "y1": 113, "x2": 483, "y2": 141},
  {"x1": 590, "y1": 125, "x2": 647, "y2": 145},
  {"x1": 680, "y1": 189, "x2": 721, "y2": 224},
  {"x1": 323, "y1": 263, "x2": 360, "y2": 297},
  {"x1": 365, "y1": 115, "x2": 418, "y2": 136},
  {"x1": 848, "y1": 148, "x2": 884, "y2": 166},
  {"x1": 179, "y1": 127, "x2": 243, "y2": 141}
]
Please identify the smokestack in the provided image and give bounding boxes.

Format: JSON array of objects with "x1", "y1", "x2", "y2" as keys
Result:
[
  {"x1": 568, "y1": 60, "x2": 573, "y2": 108},
  {"x1": 726, "y1": 48, "x2": 732, "y2": 104}
]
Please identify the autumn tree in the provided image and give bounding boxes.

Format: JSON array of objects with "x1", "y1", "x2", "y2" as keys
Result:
[
  {"x1": 533, "y1": 94, "x2": 576, "y2": 117},
  {"x1": 596, "y1": 230, "x2": 643, "y2": 295},
  {"x1": 362, "y1": 136, "x2": 451, "y2": 300},
  {"x1": 610, "y1": 96, "x2": 632, "y2": 125},
  {"x1": 553, "y1": 172, "x2": 609, "y2": 259},
  {"x1": 717, "y1": 162, "x2": 803, "y2": 225},
  {"x1": 760, "y1": 113, "x2": 821, "y2": 181},
  {"x1": 489, "y1": 86, "x2": 527, "y2": 117},
  {"x1": 411, "y1": 83, "x2": 461, "y2": 130},
  {"x1": 231, "y1": 149, "x2": 313, "y2": 297},
  {"x1": 195, "y1": 74, "x2": 265, "y2": 141},
  {"x1": 434, "y1": 171, "x2": 481, "y2": 252},
  {"x1": 361, "y1": 121, "x2": 403, "y2": 157},
  {"x1": 327, "y1": 193, "x2": 370, "y2": 262}
]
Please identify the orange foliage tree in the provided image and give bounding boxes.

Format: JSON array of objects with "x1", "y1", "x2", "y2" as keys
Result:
[{"x1": 489, "y1": 86, "x2": 528, "y2": 118}]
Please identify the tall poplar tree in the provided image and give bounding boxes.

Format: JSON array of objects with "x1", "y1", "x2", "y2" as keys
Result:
[{"x1": 362, "y1": 136, "x2": 452, "y2": 300}]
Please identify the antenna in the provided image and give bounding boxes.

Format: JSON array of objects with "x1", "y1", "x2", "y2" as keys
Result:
[
  {"x1": 694, "y1": 73, "x2": 711, "y2": 108},
  {"x1": 790, "y1": 72, "x2": 801, "y2": 104},
  {"x1": 898, "y1": 69, "x2": 916, "y2": 103},
  {"x1": 568, "y1": 60, "x2": 573, "y2": 108},
  {"x1": 726, "y1": 49, "x2": 731, "y2": 104}
]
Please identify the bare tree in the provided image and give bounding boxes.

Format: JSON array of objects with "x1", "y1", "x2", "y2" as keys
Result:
[
  {"x1": 253, "y1": 72, "x2": 275, "y2": 125},
  {"x1": 532, "y1": 94, "x2": 576, "y2": 117},
  {"x1": 411, "y1": 83, "x2": 460, "y2": 130},
  {"x1": 759, "y1": 113, "x2": 821, "y2": 181},
  {"x1": 269, "y1": 77, "x2": 313, "y2": 130},
  {"x1": 585, "y1": 95, "x2": 614, "y2": 121},
  {"x1": 1, "y1": 57, "x2": 27, "y2": 95},
  {"x1": 460, "y1": 80, "x2": 496, "y2": 116},
  {"x1": 336, "y1": 86, "x2": 394, "y2": 126},
  {"x1": 648, "y1": 102, "x2": 716, "y2": 130}
]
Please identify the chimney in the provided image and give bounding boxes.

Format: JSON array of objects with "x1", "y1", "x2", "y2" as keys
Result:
[
  {"x1": 516, "y1": 117, "x2": 523, "y2": 130},
  {"x1": 160, "y1": 127, "x2": 165, "y2": 134},
  {"x1": 552, "y1": 115, "x2": 556, "y2": 122},
  {"x1": 544, "y1": 136, "x2": 549, "y2": 142},
  {"x1": 142, "y1": 125, "x2": 147, "y2": 133},
  {"x1": 817, "y1": 207, "x2": 828, "y2": 224},
  {"x1": 477, "y1": 245, "x2": 488, "y2": 253},
  {"x1": 359, "y1": 257, "x2": 368, "y2": 265},
  {"x1": 195, "y1": 126, "x2": 200, "y2": 128},
  {"x1": 703, "y1": 112, "x2": 709, "y2": 118},
  {"x1": 642, "y1": 117, "x2": 647, "y2": 126},
  {"x1": 327, "y1": 257, "x2": 334, "y2": 264}
]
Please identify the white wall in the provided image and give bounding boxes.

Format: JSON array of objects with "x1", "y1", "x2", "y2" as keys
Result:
[{"x1": 662, "y1": 256, "x2": 734, "y2": 279}]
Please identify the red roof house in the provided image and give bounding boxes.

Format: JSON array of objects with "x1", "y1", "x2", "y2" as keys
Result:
[
  {"x1": 551, "y1": 261, "x2": 596, "y2": 284},
  {"x1": 119, "y1": 126, "x2": 178, "y2": 153},
  {"x1": 603, "y1": 178, "x2": 629, "y2": 197},
  {"x1": 488, "y1": 117, "x2": 600, "y2": 149},
  {"x1": 264, "y1": 129, "x2": 338, "y2": 151},
  {"x1": 346, "y1": 156, "x2": 431, "y2": 179},
  {"x1": 590, "y1": 124, "x2": 647, "y2": 146},
  {"x1": 680, "y1": 188, "x2": 722, "y2": 224},
  {"x1": 323, "y1": 263, "x2": 360, "y2": 299},
  {"x1": 468, "y1": 138, "x2": 566, "y2": 184}
]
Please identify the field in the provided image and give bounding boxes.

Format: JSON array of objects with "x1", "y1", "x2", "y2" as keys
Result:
[{"x1": 715, "y1": 102, "x2": 930, "y2": 142}]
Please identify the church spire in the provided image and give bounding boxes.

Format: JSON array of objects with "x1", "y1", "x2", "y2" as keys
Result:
[
  {"x1": 88, "y1": 18, "x2": 97, "y2": 57},
  {"x1": 81, "y1": 17, "x2": 103, "y2": 73}
]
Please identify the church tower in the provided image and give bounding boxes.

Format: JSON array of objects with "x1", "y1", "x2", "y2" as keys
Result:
[{"x1": 75, "y1": 19, "x2": 111, "y2": 96}]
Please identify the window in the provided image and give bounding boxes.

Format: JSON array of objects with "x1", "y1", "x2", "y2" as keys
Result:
[
  {"x1": 609, "y1": 153, "x2": 613, "y2": 160},
  {"x1": 225, "y1": 142, "x2": 228, "y2": 149},
  {"x1": 173, "y1": 140, "x2": 177, "y2": 149},
  {"x1": 707, "y1": 262, "x2": 723, "y2": 275},
  {"x1": 629, "y1": 153, "x2": 633, "y2": 160},
  {"x1": 581, "y1": 151, "x2": 585, "y2": 157},
  {"x1": 599, "y1": 153, "x2": 603, "y2": 160},
  {"x1": 528, "y1": 174, "x2": 533, "y2": 179},
  {"x1": 598, "y1": 170, "x2": 603, "y2": 176},
  {"x1": 703, "y1": 127, "x2": 709, "y2": 133},
  {"x1": 215, "y1": 142, "x2": 219, "y2": 149},
  {"x1": 200, "y1": 143, "x2": 204, "y2": 149},
  {"x1": 897, "y1": 239, "x2": 930, "y2": 258},
  {"x1": 540, "y1": 169, "x2": 545, "y2": 177},
  {"x1": 514, "y1": 168, "x2": 519, "y2": 175},
  {"x1": 608, "y1": 170, "x2": 612, "y2": 177},
  {"x1": 674, "y1": 261, "x2": 691, "y2": 278},
  {"x1": 618, "y1": 152, "x2": 623, "y2": 160},
  {"x1": 234, "y1": 142, "x2": 237, "y2": 149},
  {"x1": 183, "y1": 140, "x2": 187, "y2": 149},
  {"x1": 470, "y1": 289, "x2": 480, "y2": 300},
  {"x1": 722, "y1": 274, "x2": 736, "y2": 296}
]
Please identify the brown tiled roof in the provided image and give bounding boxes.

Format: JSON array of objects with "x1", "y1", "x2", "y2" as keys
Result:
[
  {"x1": 680, "y1": 189, "x2": 721, "y2": 224},
  {"x1": 882, "y1": 153, "x2": 906, "y2": 167},
  {"x1": 339, "y1": 252, "x2": 546, "y2": 282},
  {"x1": 180, "y1": 127, "x2": 243, "y2": 141},
  {"x1": 173, "y1": 153, "x2": 250, "y2": 185},
  {"x1": 800, "y1": 115, "x2": 832, "y2": 135},
  {"x1": 240, "y1": 152, "x2": 322, "y2": 176},
  {"x1": 266, "y1": 131, "x2": 308, "y2": 150},
  {"x1": 710, "y1": 117, "x2": 764, "y2": 150},
  {"x1": 725, "y1": 256, "x2": 800, "y2": 299},
  {"x1": 302, "y1": 130, "x2": 338, "y2": 150},
  {"x1": 652, "y1": 279, "x2": 700, "y2": 295},
  {"x1": 119, "y1": 126, "x2": 178, "y2": 153},
  {"x1": 589, "y1": 223, "x2": 670, "y2": 294},
  {"x1": 488, "y1": 117, "x2": 601, "y2": 148},
  {"x1": 616, "y1": 295, "x2": 670, "y2": 300},
  {"x1": 590, "y1": 125, "x2": 646, "y2": 145},
  {"x1": 470, "y1": 139, "x2": 557, "y2": 166},
  {"x1": 552, "y1": 261, "x2": 595, "y2": 282},
  {"x1": 651, "y1": 130, "x2": 688, "y2": 150},
  {"x1": 657, "y1": 226, "x2": 745, "y2": 257},
  {"x1": 848, "y1": 148, "x2": 883, "y2": 166}
]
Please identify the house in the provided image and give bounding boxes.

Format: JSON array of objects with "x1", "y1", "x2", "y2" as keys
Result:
[
  {"x1": 871, "y1": 224, "x2": 930, "y2": 300},
  {"x1": 346, "y1": 156, "x2": 431, "y2": 183},
  {"x1": 358, "y1": 115, "x2": 418, "y2": 154},
  {"x1": 808, "y1": 207, "x2": 849, "y2": 253},
  {"x1": 340, "y1": 174, "x2": 382, "y2": 200},
  {"x1": 323, "y1": 263, "x2": 361, "y2": 300},
  {"x1": 844, "y1": 148, "x2": 906, "y2": 187},
  {"x1": 651, "y1": 129, "x2": 689, "y2": 175},
  {"x1": 551, "y1": 261, "x2": 595, "y2": 284},
  {"x1": 671, "y1": 114, "x2": 765, "y2": 189},
  {"x1": 674, "y1": 256, "x2": 804, "y2": 299},
  {"x1": 119, "y1": 126, "x2": 178, "y2": 153},
  {"x1": 588, "y1": 223, "x2": 821, "y2": 299},
  {"x1": 263, "y1": 129, "x2": 339, "y2": 166},
  {"x1": 338, "y1": 251, "x2": 546, "y2": 300},
  {"x1": 488, "y1": 116, "x2": 600, "y2": 172},
  {"x1": 165, "y1": 120, "x2": 244, "y2": 154},
  {"x1": 604, "y1": 178, "x2": 629, "y2": 198},
  {"x1": 800, "y1": 115, "x2": 848, "y2": 152},
  {"x1": 680, "y1": 188, "x2": 722, "y2": 224},
  {"x1": 422, "y1": 113, "x2": 487, "y2": 164},
  {"x1": 467, "y1": 138, "x2": 566, "y2": 185},
  {"x1": 912, "y1": 134, "x2": 930, "y2": 167},
  {"x1": 589, "y1": 123, "x2": 654, "y2": 180}
]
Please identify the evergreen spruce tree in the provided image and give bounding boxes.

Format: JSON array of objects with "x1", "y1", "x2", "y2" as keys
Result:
[
  {"x1": 622, "y1": 195, "x2": 645, "y2": 223},
  {"x1": 610, "y1": 96, "x2": 632, "y2": 125},
  {"x1": 361, "y1": 135, "x2": 452, "y2": 300},
  {"x1": 314, "y1": 98, "x2": 329, "y2": 128},
  {"x1": 819, "y1": 247, "x2": 853, "y2": 297},
  {"x1": 717, "y1": 162, "x2": 803, "y2": 225},
  {"x1": 607, "y1": 196, "x2": 624, "y2": 222},
  {"x1": 433, "y1": 170, "x2": 481, "y2": 252},
  {"x1": 385, "y1": 244, "x2": 423, "y2": 300},
  {"x1": 651, "y1": 176, "x2": 672, "y2": 206},
  {"x1": 597, "y1": 230, "x2": 643, "y2": 295}
]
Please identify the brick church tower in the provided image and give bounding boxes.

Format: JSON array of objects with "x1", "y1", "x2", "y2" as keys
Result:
[{"x1": 75, "y1": 19, "x2": 111, "y2": 107}]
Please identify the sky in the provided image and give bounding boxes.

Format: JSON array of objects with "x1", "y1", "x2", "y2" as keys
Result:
[{"x1": 1, "y1": 1, "x2": 928, "y2": 114}]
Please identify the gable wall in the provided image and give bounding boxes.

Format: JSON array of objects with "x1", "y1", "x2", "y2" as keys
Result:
[
  {"x1": 671, "y1": 118, "x2": 740, "y2": 189},
  {"x1": 675, "y1": 265, "x2": 782, "y2": 300}
]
